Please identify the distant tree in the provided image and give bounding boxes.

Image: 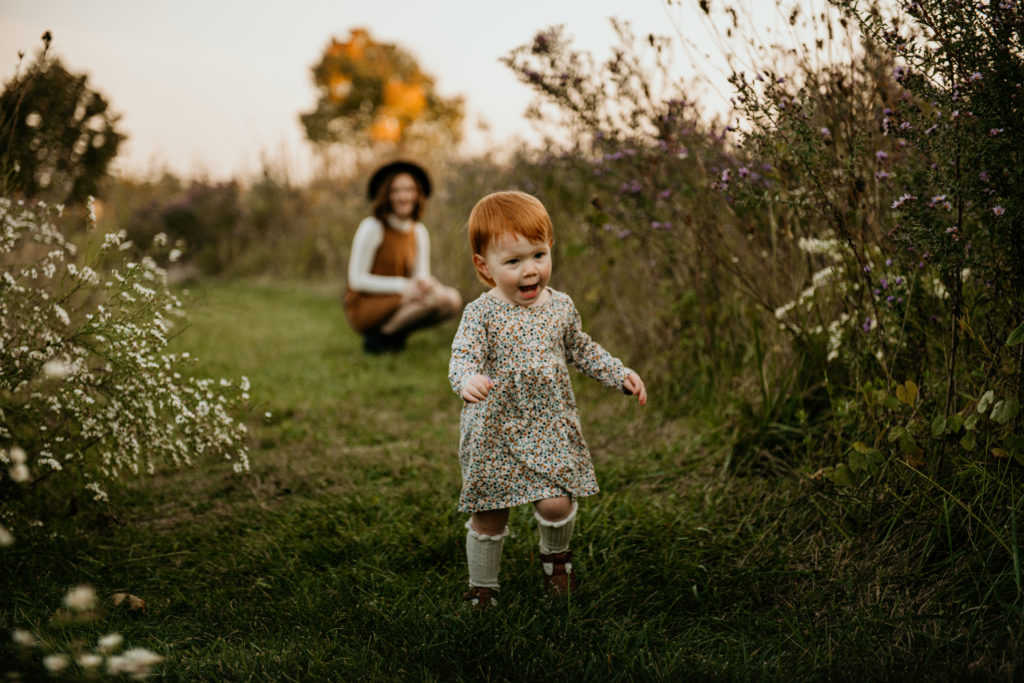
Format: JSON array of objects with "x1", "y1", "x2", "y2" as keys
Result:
[
  {"x1": 300, "y1": 28, "x2": 464, "y2": 159},
  {"x1": 0, "y1": 33, "x2": 125, "y2": 204}
]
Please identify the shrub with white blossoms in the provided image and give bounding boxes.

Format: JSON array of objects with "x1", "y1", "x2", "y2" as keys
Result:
[{"x1": 0, "y1": 197, "x2": 249, "y2": 539}]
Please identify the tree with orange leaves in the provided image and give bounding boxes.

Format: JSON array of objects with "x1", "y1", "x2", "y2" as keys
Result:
[{"x1": 301, "y1": 29, "x2": 464, "y2": 155}]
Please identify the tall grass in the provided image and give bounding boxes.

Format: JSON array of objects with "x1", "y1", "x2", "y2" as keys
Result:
[{"x1": 3, "y1": 280, "x2": 1018, "y2": 680}]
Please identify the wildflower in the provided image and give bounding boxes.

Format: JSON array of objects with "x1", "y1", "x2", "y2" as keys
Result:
[
  {"x1": 9, "y1": 463, "x2": 30, "y2": 483},
  {"x1": 774, "y1": 301, "x2": 796, "y2": 319},
  {"x1": 10, "y1": 446, "x2": 26, "y2": 465},
  {"x1": 98, "y1": 633, "x2": 124, "y2": 653},
  {"x1": 169, "y1": 248, "x2": 183, "y2": 263},
  {"x1": 875, "y1": 170, "x2": 891, "y2": 180},
  {"x1": 0, "y1": 524, "x2": 13, "y2": 546},
  {"x1": 820, "y1": 127, "x2": 831, "y2": 137},
  {"x1": 993, "y1": 206, "x2": 1005, "y2": 216},
  {"x1": 11, "y1": 628, "x2": 38, "y2": 646},
  {"x1": 107, "y1": 648, "x2": 164, "y2": 677},
  {"x1": 720, "y1": 169, "x2": 731, "y2": 183},
  {"x1": 738, "y1": 166, "x2": 750, "y2": 178},
  {"x1": 875, "y1": 150, "x2": 888, "y2": 161},
  {"x1": 63, "y1": 584, "x2": 97, "y2": 611},
  {"x1": 657, "y1": 189, "x2": 672, "y2": 200},
  {"x1": 53, "y1": 303, "x2": 70, "y2": 326},
  {"x1": 979, "y1": 170, "x2": 989, "y2": 182},
  {"x1": 989, "y1": 128, "x2": 1004, "y2": 136},
  {"x1": 43, "y1": 653, "x2": 70, "y2": 674},
  {"x1": 970, "y1": 71, "x2": 982, "y2": 81},
  {"x1": 76, "y1": 653, "x2": 103, "y2": 669},
  {"x1": 862, "y1": 317, "x2": 875, "y2": 332},
  {"x1": 43, "y1": 358, "x2": 70, "y2": 379}
]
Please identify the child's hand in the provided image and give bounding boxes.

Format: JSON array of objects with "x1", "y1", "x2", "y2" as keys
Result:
[
  {"x1": 622, "y1": 372, "x2": 647, "y2": 407},
  {"x1": 462, "y1": 374, "x2": 494, "y2": 403}
]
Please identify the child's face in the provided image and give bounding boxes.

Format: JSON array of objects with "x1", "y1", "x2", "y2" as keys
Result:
[{"x1": 474, "y1": 233, "x2": 552, "y2": 307}]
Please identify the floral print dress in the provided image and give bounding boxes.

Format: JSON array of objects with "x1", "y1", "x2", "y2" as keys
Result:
[{"x1": 449, "y1": 288, "x2": 631, "y2": 513}]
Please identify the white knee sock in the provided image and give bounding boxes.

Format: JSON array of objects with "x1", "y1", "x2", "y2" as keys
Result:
[
  {"x1": 465, "y1": 519, "x2": 509, "y2": 589},
  {"x1": 535, "y1": 501, "x2": 578, "y2": 555}
]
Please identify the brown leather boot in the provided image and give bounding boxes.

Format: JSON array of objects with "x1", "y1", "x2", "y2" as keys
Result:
[
  {"x1": 540, "y1": 550, "x2": 579, "y2": 596},
  {"x1": 462, "y1": 586, "x2": 498, "y2": 610}
]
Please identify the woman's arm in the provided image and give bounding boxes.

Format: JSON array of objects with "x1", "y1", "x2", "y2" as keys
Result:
[
  {"x1": 412, "y1": 223, "x2": 431, "y2": 280},
  {"x1": 347, "y1": 217, "x2": 409, "y2": 295}
]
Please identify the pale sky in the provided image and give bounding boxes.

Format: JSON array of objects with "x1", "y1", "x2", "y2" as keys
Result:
[{"x1": 1, "y1": 1, "x2": 826, "y2": 181}]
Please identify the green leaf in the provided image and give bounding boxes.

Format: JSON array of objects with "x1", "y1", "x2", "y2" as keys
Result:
[
  {"x1": 931, "y1": 415, "x2": 947, "y2": 437},
  {"x1": 848, "y1": 450, "x2": 867, "y2": 472},
  {"x1": 965, "y1": 413, "x2": 979, "y2": 431},
  {"x1": 825, "y1": 463, "x2": 855, "y2": 486},
  {"x1": 947, "y1": 414, "x2": 963, "y2": 433},
  {"x1": 978, "y1": 390, "x2": 996, "y2": 413},
  {"x1": 852, "y1": 441, "x2": 870, "y2": 454},
  {"x1": 866, "y1": 450, "x2": 885, "y2": 473},
  {"x1": 1007, "y1": 323, "x2": 1024, "y2": 346},
  {"x1": 960, "y1": 432, "x2": 977, "y2": 451},
  {"x1": 991, "y1": 397, "x2": 1021, "y2": 425},
  {"x1": 896, "y1": 380, "x2": 918, "y2": 406}
]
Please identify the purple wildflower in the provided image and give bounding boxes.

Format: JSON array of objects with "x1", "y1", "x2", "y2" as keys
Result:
[{"x1": 993, "y1": 206, "x2": 1005, "y2": 216}]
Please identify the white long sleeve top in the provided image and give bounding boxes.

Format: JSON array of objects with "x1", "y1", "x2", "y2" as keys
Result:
[{"x1": 347, "y1": 215, "x2": 431, "y2": 295}]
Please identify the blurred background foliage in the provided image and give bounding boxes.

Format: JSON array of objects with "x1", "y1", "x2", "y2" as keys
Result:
[
  {"x1": 0, "y1": 33, "x2": 124, "y2": 206},
  {"x1": 300, "y1": 28, "x2": 465, "y2": 173}
]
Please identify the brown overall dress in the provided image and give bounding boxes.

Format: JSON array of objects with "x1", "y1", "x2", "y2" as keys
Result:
[{"x1": 344, "y1": 223, "x2": 417, "y2": 334}]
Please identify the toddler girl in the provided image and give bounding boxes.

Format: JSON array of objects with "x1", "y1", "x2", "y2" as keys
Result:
[{"x1": 448, "y1": 190, "x2": 647, "y2": 608}]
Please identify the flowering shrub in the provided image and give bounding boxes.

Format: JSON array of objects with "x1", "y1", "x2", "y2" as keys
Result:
[{"x1": 0, "y1": 197, "x2": 249, "y2": 542}]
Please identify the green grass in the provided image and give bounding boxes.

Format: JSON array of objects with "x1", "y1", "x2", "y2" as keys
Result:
[{"x1": 1, "y1": 279, "x2": 1018, "y2": 681}]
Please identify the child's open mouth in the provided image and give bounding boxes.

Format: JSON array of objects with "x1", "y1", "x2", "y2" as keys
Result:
[{"x1": 519, "y1": 284, "x2": 539, "y2": 298}]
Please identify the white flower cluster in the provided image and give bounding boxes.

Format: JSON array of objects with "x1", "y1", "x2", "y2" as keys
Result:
[
  {"x1": 772, "y1": 231, "x2": 906, "y2": 365},
  {"x1": 11, "y1": 585, "x2": 165, "y2": 679},
  {"x1": 0, "y1": 198, "x2": 250, "y2": 527}
]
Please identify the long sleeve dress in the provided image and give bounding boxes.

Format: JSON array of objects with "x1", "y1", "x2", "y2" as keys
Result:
[{"x1": 448, "y1": 288, "x2": 631, "y2": 513}]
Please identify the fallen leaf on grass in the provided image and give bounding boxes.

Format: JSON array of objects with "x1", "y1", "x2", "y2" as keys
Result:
[{"x1": 111, "y1": 592, "x2": 147, "y2": 614}]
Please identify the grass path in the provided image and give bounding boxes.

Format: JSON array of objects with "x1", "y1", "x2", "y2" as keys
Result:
[{"x1": 1, "y1": 280, "x2": 993, "y2": 680}]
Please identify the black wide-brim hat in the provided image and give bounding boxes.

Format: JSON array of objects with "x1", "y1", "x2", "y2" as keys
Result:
[{"x1": 367, "y1": 160, "x2": 432, "y2": 201}]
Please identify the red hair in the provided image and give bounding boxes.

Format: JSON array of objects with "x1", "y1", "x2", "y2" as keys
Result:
[{"x1": 468, "y1": 191, "x2": 553, "y2": 286}]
